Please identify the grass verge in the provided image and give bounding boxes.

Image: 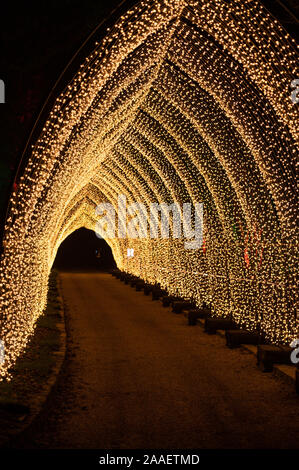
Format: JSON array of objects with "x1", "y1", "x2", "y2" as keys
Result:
[{"x1": 0, "y1": 269, "x2": 65, "y2": 446}]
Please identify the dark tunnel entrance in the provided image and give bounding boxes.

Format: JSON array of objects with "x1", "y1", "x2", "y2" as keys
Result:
[{"x1": 53, "y1": 227, "x2": 116, "y2": 271}]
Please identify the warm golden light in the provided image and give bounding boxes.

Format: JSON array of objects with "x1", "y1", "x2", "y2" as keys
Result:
[{"x1": 0, "y1": 0, "x2": 298, "y2": 379}]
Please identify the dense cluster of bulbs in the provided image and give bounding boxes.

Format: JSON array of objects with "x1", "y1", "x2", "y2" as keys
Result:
[{"x1": 0, "y1": 0, "x2": 298, "y2": 379}]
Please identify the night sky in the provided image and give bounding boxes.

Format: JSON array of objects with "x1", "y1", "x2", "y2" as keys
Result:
[{"x1": 0, "y1": 0, "x2": 123, "y2": 224}]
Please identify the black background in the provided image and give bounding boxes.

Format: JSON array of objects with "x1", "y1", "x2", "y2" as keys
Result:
[{"x1": 0, "y1": 0, "x2": 122, "y2": 222}]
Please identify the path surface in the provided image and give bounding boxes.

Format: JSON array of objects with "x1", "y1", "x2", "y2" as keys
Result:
[{"x1": 13, "y1": 272, "x2": 299, "y2": 449}]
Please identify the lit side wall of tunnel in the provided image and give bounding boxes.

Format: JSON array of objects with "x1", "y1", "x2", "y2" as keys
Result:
[{"x1": 0, "y1": 0, "x2": 298, "y2": 378}]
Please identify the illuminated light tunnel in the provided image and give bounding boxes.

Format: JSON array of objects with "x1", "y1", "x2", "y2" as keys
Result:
[{"x1": 0, "y1": 0, "x2": 298, "y2": 378}]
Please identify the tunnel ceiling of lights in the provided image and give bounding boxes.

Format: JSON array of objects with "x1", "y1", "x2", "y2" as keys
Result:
[{"x1": 0, "y1": 0, "x2": 298, "y2": 378}]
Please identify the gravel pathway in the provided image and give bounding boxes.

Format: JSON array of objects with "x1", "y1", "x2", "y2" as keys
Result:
[{"x1": 12, "y1": 272, "x2": 299, "y2": 449}]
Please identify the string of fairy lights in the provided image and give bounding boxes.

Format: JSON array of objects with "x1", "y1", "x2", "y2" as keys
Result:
[{"x1": 0, "y1": 0, "x2": 298, "y2": 379}]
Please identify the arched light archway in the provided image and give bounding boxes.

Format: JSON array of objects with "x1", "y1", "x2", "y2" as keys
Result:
[{"x1": 0, "y1": 0, "x2": 298, "y2": 378}]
